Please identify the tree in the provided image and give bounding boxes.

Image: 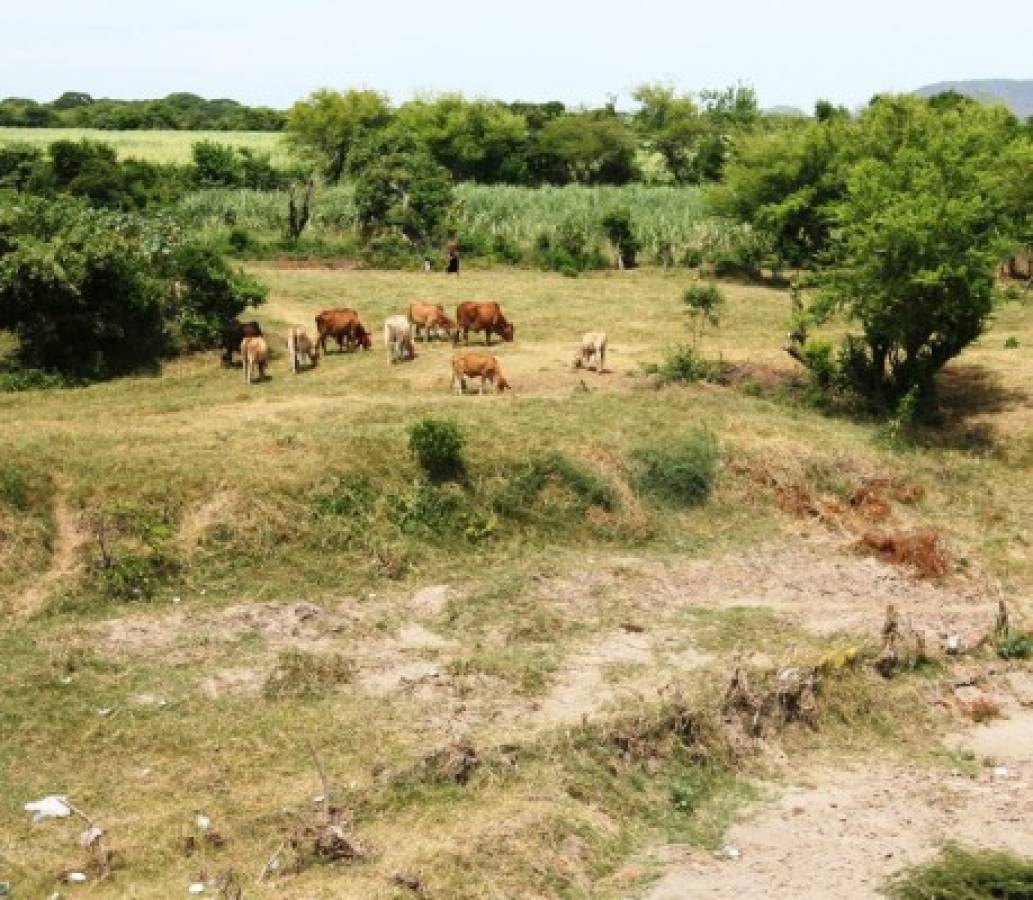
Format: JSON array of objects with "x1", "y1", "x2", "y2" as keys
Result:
[
  {"x1": 535, "y1": 113, "x2": 638, "y2": 185},
  {"x1": 710, "y1": 119, "x2": 847, "y2": 268},
  {"x1": 349, "y1": 130, "x2": 454, "y2": 244},
  {"x1": 395, "y1": 95, "x2": 530, "y2": 183},
  {"x1": 601, "y1": 207, "x2": 640, "y2": 268},
  {"x1": 632, "y1": 84, "x2": 705, "y2": 183},
  {"x1": 0, "y1": 195, "x2": 266, "y2": 379},
  {"x1": 813, "y1": 96, "x2": 1023, "y2": 405},
  {"x1": 285, "y1": 89, "x2": 392, "y2": 183}
]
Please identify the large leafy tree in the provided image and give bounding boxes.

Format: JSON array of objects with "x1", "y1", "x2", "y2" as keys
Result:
[
  {"x1": 285, "y1": 89, "x2": 392, "y2": 183},
  {"x1": 395, "y1": 95, "x2": 529, "y2": 183},
  {"x1": 348, "y1": 130, "x2": 455, "y2": 243},
  {"x1": 534, "y1": 113, "x2": 638, "y2": 185},
  {"x1": 815, "y1": 96, "x2": 1024, "y2": 404}
]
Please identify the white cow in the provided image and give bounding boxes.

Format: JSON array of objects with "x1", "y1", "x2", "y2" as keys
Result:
[
  {"x1": 286, "y1": 325, "x2": 320, "y2": 374},
  {"x1": 572, "y1": 331, "x2": 607, "y2": 372},
  {"x1": 383, "y1": 315, "x2": 416, "y2": 364}
]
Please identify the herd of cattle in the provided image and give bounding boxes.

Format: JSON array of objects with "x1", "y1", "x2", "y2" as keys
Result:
[{"x1": 222, "y1": 300, "x2": 608, "y2": 394}]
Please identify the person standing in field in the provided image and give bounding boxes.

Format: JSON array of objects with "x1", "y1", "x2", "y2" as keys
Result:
[{"x1": 446, "y1": 233, "x2": 460, "y2": 275}]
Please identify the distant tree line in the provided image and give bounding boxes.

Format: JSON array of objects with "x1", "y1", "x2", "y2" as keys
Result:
[
  {"x1": 283, "y1": 85, "x2": 771, "y2": 187},
  {"x1": 0, "y1": 92, "x2": 286, "y2": 130}
]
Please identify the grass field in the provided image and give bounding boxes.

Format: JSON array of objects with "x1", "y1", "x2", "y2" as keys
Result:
[
  {"x1": 0, "y1": 127, "x2": 289, "y2": 165},
  {"x1": 1, "y1": 267, "x2": 1031, "y2": 896}
]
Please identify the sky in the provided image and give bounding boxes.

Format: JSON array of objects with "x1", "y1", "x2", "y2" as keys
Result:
[{"x1": 3, "y1": 0, "x2": 1031, "y2": 111}]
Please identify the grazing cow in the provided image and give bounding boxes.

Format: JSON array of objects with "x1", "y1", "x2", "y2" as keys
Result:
[
  {"x1": 383, "y1": 315, "x2": 416, "y2": 364},
  {"x1": 286, "y1": 325, "x2": 320, "y2": 374},
  {"x1": 451, "y1": 352, "x2": 510, "y2": 395},
  {"x1": 241, "y1": 336, "x2": 269, "y2": 385},
  {"x1": 408, "y1": 301, "x2": 455, "y2": 342},
  {"x1": 221, "y1": 320, "x2": 262, "y2": 364},
  {"x1": 454, "y1": 301, "x2": 514, "y2": 346},
  {"x1": 572, "y1": 332, "x2": 607, "y2": 372},
  {"x1": 315, "y1": 308, "x2": 372, "y2": 354}
]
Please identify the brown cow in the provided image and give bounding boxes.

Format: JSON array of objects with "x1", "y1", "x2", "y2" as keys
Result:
[
  {"x1": 451, "y1": 352, "x2": 510, "y2": 395},
  {"x1": 241, "y1": 336, "x2": 269, "y2": 385},
  {"x1": 408, "y1": 301, "x2": 455, "y2": 342},
  {"x1": 453, "y1": 301, "x2": 514, "y2": 346},
  {"x1": 315, "y1": 308, "x2": 372, "y2": 353}
]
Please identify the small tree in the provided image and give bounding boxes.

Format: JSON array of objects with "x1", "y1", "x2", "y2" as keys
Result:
[
  {"x1": 683, "y1": 282, "x2": 725, "y2": 347},
  {"x1": 286, "y1": 179, "x2": 314, "y2": 243},
  {"x1": 601, "y1": 207, "x2": 640, "y2": 269}
]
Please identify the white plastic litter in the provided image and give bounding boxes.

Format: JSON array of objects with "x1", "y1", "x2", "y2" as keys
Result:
[
  {"x1": 25, "y1": 795, "x2": 72, "y2": 822},
  {"x1": 195, "y1": 814, "x2": 210, "y2": 831},
  {"x1": 994, "y1": 765, "x2": 1010, "y2": 779},
  {"x1": 188, "y1": 883, "x2": 206, "y2": 895},
  {"x1": 65, "y1": 872, "x2": 88, "y2": 884},
  {"x1": 80, "y1": 825, "x2": 104, "y2": 849},
  {"x1": 715, "y1": 844, "x2": 741, "y2": 860}
]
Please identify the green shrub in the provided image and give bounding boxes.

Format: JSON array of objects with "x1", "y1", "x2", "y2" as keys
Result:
[
  {"x1": 1004, "y1": 335, "x2": 1020, "y2": 349},
  {"x1": 683, "y1": 282, "x2": 725, "y2": 344},
  {"x1": 409, "y1": 417, "x2": 466, "y2": 481},
  {"x1": 95, "y1": 550, "x2": 180, "y2": 602},
  {"x1": 0, "y1": 463, "x2": 29, "y2": 510},
  {"x1": 886, "y1": 843, "x2": 1033, "y2": 899},
  {"x1": 360, "y1": 229, "x2": 419, "y2": 269},
  {"x1": 263, "y1": 649, "x2": 355, "y2": 700},
  {"x1": 493, "y1": 452, "x2": 615, "y2": 517},
  {"x1": 682, "y1": 246, "x2": 704, "y2": 268},
  {"x1": 643, "y1": 345, "x2": 728, "y2": 386},
  {"x1": 0, "y1": 367, "x2": 75, "y2": 392},
  {"x1": 801, "y1": 340, "x2": 837, "y2": 388},
  {"x1": 997, "y1": 628, "x2": 1033, "y2": 661},
  {"x1": 314, "y1": 472, "x2": 374, "y2": 518},
  {"x1": 601, "y1": 206, "x2": 640, "y2": 268},
  {"x1": 227, "y1": 227, "x2": 251, "y2": 253},
  {"x1": 392, "y1": 482, "x2": 465, "y2": 537},
  {"x1": 631, "y1": 429, "x2": 718, "y2": 507}
]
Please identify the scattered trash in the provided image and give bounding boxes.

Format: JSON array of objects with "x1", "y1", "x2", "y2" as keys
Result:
[
  {"x1": 946, "y1": 635, "x2": 963, "y2": 655},
  {"x1": 994, "y1": 765, "x2": 1010, "y2": 779},
  {"x1": 312, "y1": 795, "x2": 325, "y2": 806},
  {"x1": 59, "y1": 675, "x2": 74, "y2": 685},
  {"x1": 80, "y1": 825, "x2": 104, "y2": 849},
  {"x1": 64, "y1": 873, "x2": 88, "y2": 884},
  {"x1": 195, "y1": 814, "x2": 210, "y2": 832},
  {"x1": 25, "y1": 795, "x2": 71, "y2": 822},
  {"x1": 97, "y1": 707, "x2": 114, "y2": 717},
  {"x1": 0, "y1": 882, "x2": 10, "y2": 896},
  {"x1": 714, "y1": 844, "x2": 741, "y2": 860},
  {"x1": 187, "y1": 883, "x2": 206, "y2": 895},
  {"x1": 171, "y1": 595, "x2": 182, "y2": 604}
]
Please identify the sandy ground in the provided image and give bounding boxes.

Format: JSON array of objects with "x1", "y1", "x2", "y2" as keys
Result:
[{"x1": 644, "y1": 692, "x2": 1033, "y2": 899}]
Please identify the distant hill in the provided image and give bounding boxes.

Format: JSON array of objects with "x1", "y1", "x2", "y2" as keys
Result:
[{"x1": 914, "y1": 79, "x2": 1033, "y2": 118}]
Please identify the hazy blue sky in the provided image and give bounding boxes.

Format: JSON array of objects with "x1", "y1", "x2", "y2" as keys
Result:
[{"x1": 4, "y1": 0, "x2": 1031, "y2": 110}]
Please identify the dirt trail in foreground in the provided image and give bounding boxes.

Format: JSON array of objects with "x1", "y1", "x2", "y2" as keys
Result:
[
  {"x1": 643, "y1": 707, "x2": 1033, "y2": 899},
  {"x1": 10, "y1": 493, "x2": 88, "y2": 619}
]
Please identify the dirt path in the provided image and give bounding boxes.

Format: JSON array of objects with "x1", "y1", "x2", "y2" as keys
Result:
[
  {"x1": 11, "y1": 493, "x2": 88, "y2": 619},
  {"x1": 643, "y1": 708, "x2": 1033, "y2": 899}
]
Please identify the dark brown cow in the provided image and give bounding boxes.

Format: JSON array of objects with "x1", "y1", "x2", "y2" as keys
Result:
[
  {"x1": 315, "y1": 308, "x2": 372, "y2": 353},
  {"x1": 453, "y1": 301, "x2": 514, "y2": 346},
  {"x1": 221, "y1": 320, "x2": 262, "y2": 364}
]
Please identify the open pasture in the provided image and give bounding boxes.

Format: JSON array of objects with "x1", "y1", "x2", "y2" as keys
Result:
[
  {"x1": 0, "y1": 127, "x2": 289, "y2": 165},
  {"x1": 1, "y1": 266, "x2": 1031, "y2": 897}
]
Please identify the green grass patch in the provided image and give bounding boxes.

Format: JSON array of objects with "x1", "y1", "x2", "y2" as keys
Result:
[
  {"x1": 887, "y1": 843, "x2": 1033, "y2": 899},
  {"x1": 631, "y1": 428, "x2": 719, "y2": 507}
]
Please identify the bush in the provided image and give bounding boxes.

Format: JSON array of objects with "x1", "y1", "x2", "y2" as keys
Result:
[
  {"x1": 227, "y1": 227, "x2": 251, "y2": 253},
  {"x1": 631, "y1": 429, "x2": 718, "y2": 507},
  {"x1": 314, "y1": 473, "x2": 374, "y2": 518},
  {"x1": 360, "y1": 229, "x2": 419, "y2": 269},
  {"x1": 0, "y1": 463, "x2": 29, "y2": 510},
  {"x1": 886, "y1": 843, "x2": 1033, "y2": 899},
  {"x1": 493, "y1": 452, "x2": 615, "y2": 517},
  {"x1": 601, "y1": 206, "x2": 640, "y2": 268},
  {"x1": 1005, "y1": 335, "x2": 1020, "y2": 349},
  {"x1": 643, "y1": 345, "x2": 728, "y2": 386},
  {"x1": 997, "y1": 627, "x2": 1033, "y2": 661},
  {"x1": 408, "y1": 417, "x2": 466, "y2": 481},
  {"x1": 0, "y1": 195, "x2": 267, "y2": 378},
  {"x1": 683, "y1": 282, "x2": 725, "y2": 344}
]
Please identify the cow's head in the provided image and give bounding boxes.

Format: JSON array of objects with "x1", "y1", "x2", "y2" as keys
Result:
[
  {"x1": 357, "y1": 327, "x2": 372, "y2": 350},
  {"x1": 495, "y1": 374, "x2": 510, "y2": 393},
  {"x1": 499, "y1": 321, "x2": 515, "y2": 342}
]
